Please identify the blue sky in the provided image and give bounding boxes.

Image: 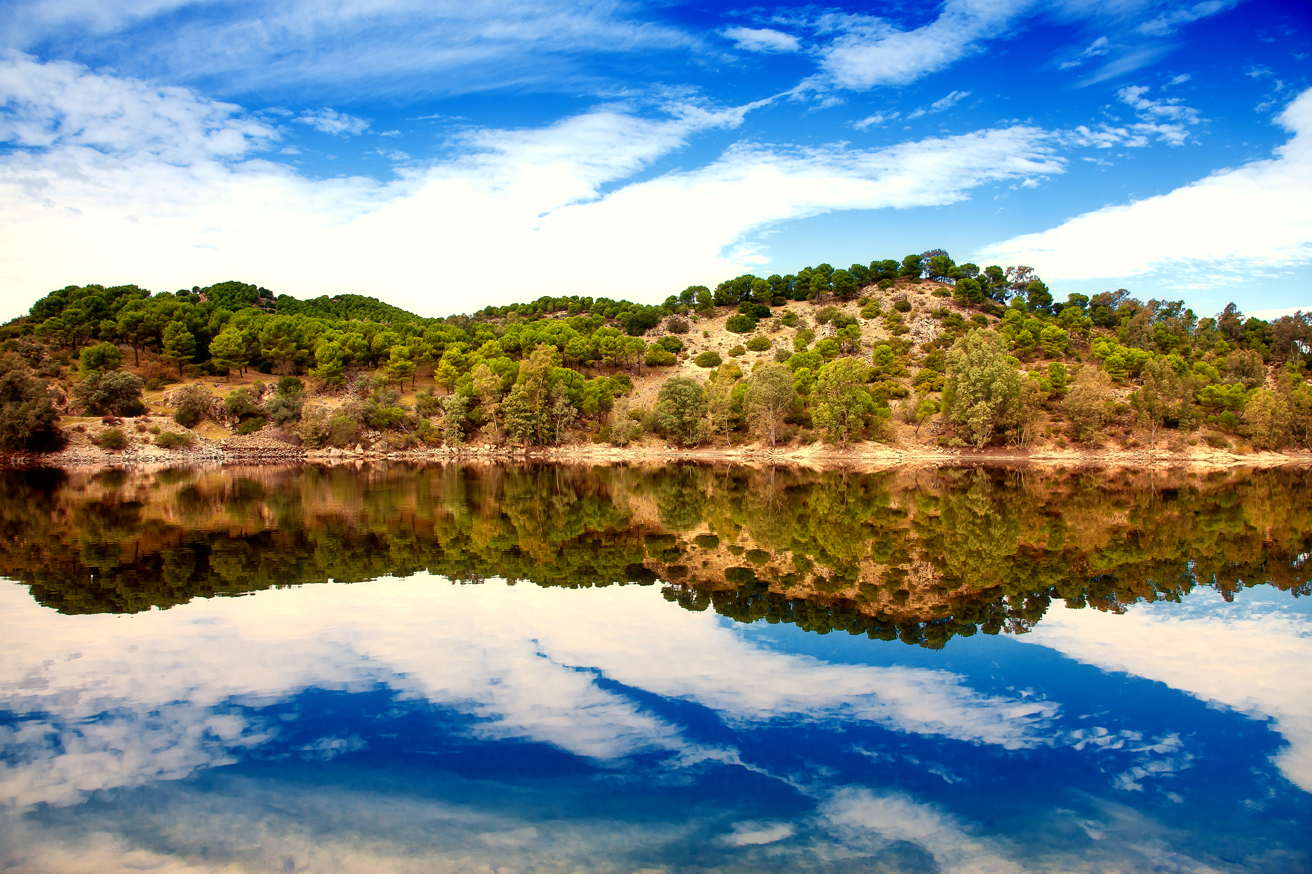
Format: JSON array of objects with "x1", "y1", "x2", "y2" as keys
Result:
[{"x1": 0, "y1": 0, "x2": 1308, "y2": 319}]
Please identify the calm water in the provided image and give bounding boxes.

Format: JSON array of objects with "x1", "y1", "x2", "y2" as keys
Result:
[{"x1": 1, "y1": 463, "x2": 1310, "y2": 873}]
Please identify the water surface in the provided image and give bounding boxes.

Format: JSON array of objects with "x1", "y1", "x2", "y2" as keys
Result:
[{"x1": 1, "y1": 463, "x2": 1309, "y2": 872}]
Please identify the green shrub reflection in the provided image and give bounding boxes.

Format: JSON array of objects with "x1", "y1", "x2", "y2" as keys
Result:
[{"x1": 2, "y1": 463, "x2": 1309, "y2": 648}]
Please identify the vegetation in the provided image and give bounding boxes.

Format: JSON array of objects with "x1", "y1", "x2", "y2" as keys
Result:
[
  {"x1": 1, "y1": 253, "x2": 1309, "y2": 454},
  {"x1": 3, "y1": 465, "x2": 1308, "y2": 652}
]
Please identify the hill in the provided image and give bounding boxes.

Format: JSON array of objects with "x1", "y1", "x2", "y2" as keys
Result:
[{"x1": 2, "y1": 251, "x2": 1310, "y2": 461}]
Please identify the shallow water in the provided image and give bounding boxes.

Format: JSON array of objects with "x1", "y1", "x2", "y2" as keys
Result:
[{"x1": 1, "y1": 463, "x2": 1309, "y2": 872}]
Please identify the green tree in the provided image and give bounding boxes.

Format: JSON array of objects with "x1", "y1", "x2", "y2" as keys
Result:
[
  {"x1": 656, "y1": 376, "x2": 707, "y2": 446},
  {"x1": 813, "y1": 357, "x2": 874, "y2": 448},
  {"x1": 1134, "y1": 358, "x2": 1184, "y2": 447},
  {"x1": 161, "y1": 322, "x2": 196, "y2": 374},
  {"x1": 744, "y1": 362, "x2": 799, "y2": 447},
  {"x1": 73, "y1": 372, "x2": 146, "y2": 417},
  {"x1": 311, "y1": 340, "x2": 346, "y2": 388},
  {"x1": 1062, "y1": 367, "x2": 1113, "y2": 443},
  {"x1": 386, "y1": 347, "x2": 417, "y2": 389},
  {"x1": 1245, "y1": 388, "x2": 1291, "y2": 450},
  {"x1": 209, "y1": 329, "x2": 250, "y2": 376},
  {"x1": 942, "y1": 331, "x2": 1022, "y2": 447},
  {"x1": 472, "y1": 362, "x2": 503, "y2": 438},
  {"x1": 0, "y1": 357, "x2": 63, "y2": 452},
  {"x1": 79, "y1": 342, "x2": 122, "y2": 376},
  {"x1": 173, "y1": 385, "x2": 212, "y2": 428}
]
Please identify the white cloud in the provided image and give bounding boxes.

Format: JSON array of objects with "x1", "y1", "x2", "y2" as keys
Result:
[
  {"x1": 0, "y1": 0, "x2": 700, "y2": 97},
  {"x1": 0, "y1": 52, "x2": 277, "y2": 161},
  {"x1": 907, "y1": 89, "x2": 972, "y2": 120},
  {"x1": 0, "y1": 56, "x2": 1062, "y2": 317},
  {"x1": 1019, "y1": 590, "x2": 1312, "y2": 793},
  {"x1": 723, "y1": 26, "x2": 800, "y2": 54},
  {"x1": 1059, "y1": 35, "x2": 1110, "y2": 69},
  {"x1": 979, "y1": 87, "x2": 1312, "y2": 282},
  {"x1": 1137, "y1": 0, "x2": 1239, "y2": 36},
  {"x1": 852, "y1": 110, "x2": 899, "y2": 130},
  {"x1": 0, "y1": 577, "x2": 1059, "y2": 811},
  {"x1": 807, "y1": 0, "x2": 1034, "y2": 91},
  {"x1": 295, "y1": 107, "x2": 369, "y2": 136}
]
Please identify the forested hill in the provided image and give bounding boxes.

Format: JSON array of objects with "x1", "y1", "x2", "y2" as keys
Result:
[{"x1": 1, "y1": 250, "x2": 1310, "y2": 458}]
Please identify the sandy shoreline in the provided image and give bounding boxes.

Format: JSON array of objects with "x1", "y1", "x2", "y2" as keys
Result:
[{"x1": 8, "y1": 437, "x2": 1312, "y2": 472}]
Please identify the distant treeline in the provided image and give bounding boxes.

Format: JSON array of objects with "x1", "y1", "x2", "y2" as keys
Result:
[
  {"x1": 4, "y1": 465, "x2": 1309, "y2": 649},
  {"x1": 1, "y1": 248, "x2": 1310, "y2": 454}
]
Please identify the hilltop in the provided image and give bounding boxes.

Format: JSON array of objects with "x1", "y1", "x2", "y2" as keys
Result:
[{"x1": 1, "y1": 252, "x2": 1310, "y2": 466}]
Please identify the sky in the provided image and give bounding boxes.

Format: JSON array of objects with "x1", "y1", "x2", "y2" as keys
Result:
[{"x1": 0, "y1": 0, "x2": 1308, "y2": 320}]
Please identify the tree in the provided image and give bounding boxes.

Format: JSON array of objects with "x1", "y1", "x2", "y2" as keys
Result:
[
  {"x1": 73, "y1": 371, "x2": 146, "y2": 417},
  {"x1": 0, "y1": 357, "x2": 63, "y2": 452},
  {"x1": 79, "y1": 342, "x2": 122, "y2": 376},
  {"x1": 656, "y1": 376, "x2": 707, "y2": 446},
  {"x1": 942, "y1": 331, "x2": 1022, "y2": 447},
  {"x1": 472, "y1": 362, "x2": 502, "y2": 438},
  {"x1": 813, "y1": 357, "x2": 874, "y2": 448},
  {"x1": 1062, "y1": 367, "x2": 1113, "y2": 443},
  {"x1": 386, "y1": 347, "x2": 417, "y2": 389},
  {"x1": 209, "y1": 329, "x2": 250, "y2": 376},
  {"x1": 1245, "y1": 388, "x2": 1291, "y2": 450},
  {"x1": 706, "y1": 363, "x2": 742, "y2": 439},
  {"x1": 161, "y1": 322, "x2": 196, "y2": 374},
  {"x1": 440, "y1": 394, "x2": 468, "y2": 445},
  {"x1": 311, "y1": 340, "x2": 346, "y2": 388},
  {"x1": 744, "y1": 363, "x2": 798, "y2": 447},
  {"x1": 1134, "y1": 358, "x2": 1183, "y2": 447},
  {"x1": 173, "y1": 385, "x2": 212, "y2": 428}
]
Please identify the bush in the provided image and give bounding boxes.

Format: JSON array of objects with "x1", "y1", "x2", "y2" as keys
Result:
[
  {"x1": 173, "y1": 385, "x2": 212, "y2": 428},
  {"x1": 725, "y1": 314, "x2": 756, "y2": 334},
  {"x1": 1204, "y1": 432, "x2": 1229, "y2": 449},
  {"x1": 932, "y1": 288, "x2": 952, "y2": 297},
  {"x1": 778, "y1": 310, "x2": 799, "y2": 327},
  {"x1": 155, "y1": 431, "x2": 196, "y2": 450},
  {"x1": 236, "y1": 416, "x2": 267, "y2": 435},
  {"x1": 666, "y1": 316, "x2": 690, "y2": 334},
  {"x1": 74, "y1": 371, "x2": 146, "y2": 417},
  {"x1": 0, "y1": 356, "x2": 64, "y2": 452},
  {"x1": 645, "y1": 347, "x2": 677, "y2": 367},
  {"x1": 746, "y1": 335, "x2": 771, "y2": 352},
  {"x1": 97, "y1": 428, "x2": 128, "y2": 451},
  {"x1": 728, "y1": 345, "x2": 746, "y2": 358},
  {"x1": 774, "y1": 346, "x2": 793, "y2": 363},
  {"x1": 815, "y1": 305, "x2": 839, "y2": 325},
  {"x1": 893, "y1": 298, "x2": 912, "y2": 313},
  {"x1": 694, "y1": 351, "x2": 722, "y2": 368}
]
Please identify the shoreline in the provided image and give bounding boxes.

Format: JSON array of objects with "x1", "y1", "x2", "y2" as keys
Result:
[{"x1": 9, "y1": 437, "x2": 1312, "y2": 472}]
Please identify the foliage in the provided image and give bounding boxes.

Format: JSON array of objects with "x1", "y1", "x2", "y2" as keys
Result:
[
  {"x1": 155, "y1": 430, "x2": 196, "y2": 449},
  {"x1": 173, "y1": 385, "x2": 212, "y2": 428},
  {"x1": 1062, "y1": 368, "x2": 1114, "y2": 443},
  {"x1": 744, "y1": 363, "x2": 799, "y2": 446},
  {"x1": 79, "y1": 342, "x2": 123, "y2": 375},
  {"x1": 73, "y1": 371, "x2": 146, "y2": 417},
  {"x1": 0, "y1": 356, "x2": 64, "y2": 452},
  {"x1": 97, "y1": 428, "x2": 128, "y2": 450},
  {"x1": 694, "y1": 351, "x2": 722, "y2": 369},
  {"x1": 656, "y1": 376, "x2": 707, "y2": 445},
  {"x1": 812, "y1": 357, "x2": 876, "y2": 447},
  {"x1": 942, "y1": 332, "x2": 1022, "y2": 447}
]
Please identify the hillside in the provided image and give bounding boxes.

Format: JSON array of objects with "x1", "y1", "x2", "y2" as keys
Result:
[{"x1": 2, "y1": 251, "x2": 1311, "y2": 463}]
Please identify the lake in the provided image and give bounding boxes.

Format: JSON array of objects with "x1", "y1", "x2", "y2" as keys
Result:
[{"x1": 1, "y1": 463, "x2": 1310, "y2": 873}]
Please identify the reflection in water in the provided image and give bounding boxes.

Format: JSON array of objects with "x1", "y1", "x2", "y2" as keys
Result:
[
  {"x1": 0, "y1": 463, "x2": 1310, "y2": 873},
  {"x1": 1, "y1": 463, "x2": 1309, "y2": 642}
]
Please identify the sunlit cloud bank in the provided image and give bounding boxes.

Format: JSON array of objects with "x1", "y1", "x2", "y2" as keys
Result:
[
  {"x1": 0, "y1": 53, "x2": 1067, "y2": 316},
  {"x1": 1020, "y1": 591, "x2": 1312, "y2": 793},
  {"x1": 980, "y1": 87, "x2": 1312, "y2": 287},
  {"x1": 0, "y1": 577, "x2": 1056, "y2": 812}
]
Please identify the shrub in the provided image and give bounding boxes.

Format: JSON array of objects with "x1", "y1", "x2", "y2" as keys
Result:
[
  {"x1": 728, "y1": 345, "x2": 746, "y2": 358},
  {"x1": 155, "y1": 431, "x2": 196, "y2": 450},
  {"x1": 893, "y1": 299, "x2": 912, "y2": 313},
  {"x1": 97, "y1": 428, "x2": 128, "y2": 451},
  {"x1": 645, "y1": 347, "x2": 677, "y2": 367},
  {"x1": 746, "y1": 335, "x2": 771, "y2": 352},
  {"x1": 666, "y1": 316, "x2": 690, "y2": 334},
  {"x1": 1204, "y1": 431, "x2": 1229, "y2": 449},
  {"x1": 725, "y1": 314, "x2": 756, "y2": 334},
  {"x1": 74, "y1": 372, "x2": 146, "y2": 417},
  {"x1": 860, "y1": 301, "x2": 882, "y2": 319},
  {"x1": 236, "y1": 416, "x2": 267, "y2": 435},
  {"x1": 694, "y1": 351, "x2": 722, "y2": 368},
  {"x1": 774, "y1": 346, "x2": 793, "y2": 363},
  {"x1": 779, "y1": 310, "x2": 799, "y2": 327},
  {"x1": 932, "y1": 288, "x2": 952, "y2": 297},
  {"x1": 815, "y1": 305, "x2": 839, "y2": 325},
  {"x1": 173, "y1": 385, "x2": 212, "y2": 428}
]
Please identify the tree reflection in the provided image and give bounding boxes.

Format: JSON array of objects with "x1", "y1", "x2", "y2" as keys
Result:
[{"x1": 2, "y1": 463, "x2": 1309, "y2": 647}]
